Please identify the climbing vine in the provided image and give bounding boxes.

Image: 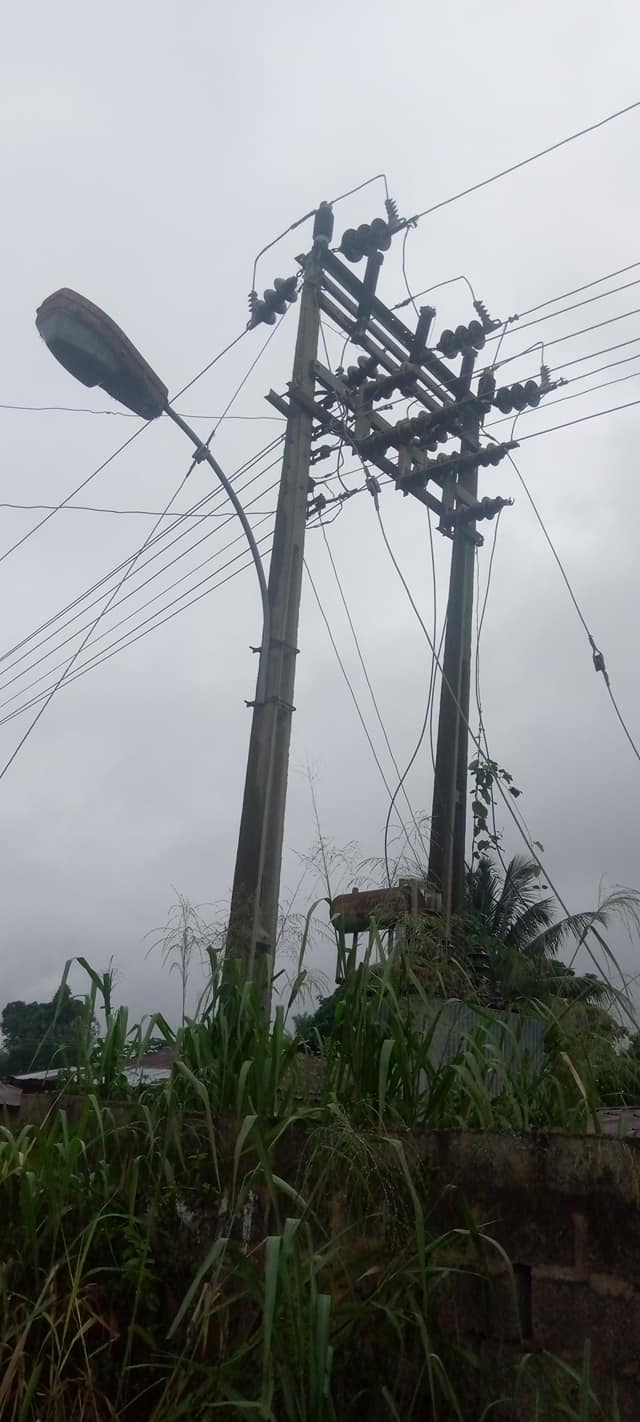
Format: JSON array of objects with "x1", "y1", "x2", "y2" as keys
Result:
[{"x1": 469, "y1": 756, "x2": 523, "y2": 860}]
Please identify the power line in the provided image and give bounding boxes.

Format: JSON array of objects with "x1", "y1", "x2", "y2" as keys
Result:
[
  {"x1": 0, "y1": 326, "x2": 250, "y2": 570},
  {"x1": 381, "y1": 501, "x2": 443, "y2": 885},
  {"x1": 0, "y1": 423, "x2": 149, "y2": 570},
  {"x1": 5, "y1": 444, "x2": 359, "y2": 692},
  {"x1": 0, "y1": 468, "x2": 194, "y2": 783},
  {"x1": 603, "y1": 683, "x2": 640, "y2": 769},
  {"x1": 304, "y1": 558, "x2": 412, "y2": 831},
  {"x1": 400, "y1": 226, "x2": 420, "y2": 319},
  {"x1": 517, "y1": 395, "x2": 640, "y2": 442},
  {"x1": 3, "y1": 441, "x2": 359, "y2": 695},
  {"x1": 0, "y1": 454, "x2": 365, "y2": 734},
  {"x1": 0, "y1": 464, "x2": 283, "y2": 695},
  {"x1": 487, "y1": 303, "x2": 640, "y2": 374},
  {"x1": 249, "y1": 173, "x2": 390, "y2": 292},
  {"x1": 0, "y1": 525, "x2": 276, "y2": 724},
  {"x1": 512, "y1": 259, "x2": 640, "y2": 321},
  {"x1": 393, "y1": 271, "x2": 477, "y2": 313},
  {"x1": 0, "y1": 501, "x2": 279, "y2": 518},
  {"x1": 393, "y1": 259, "x2": 640, "y2": 337},
  {"x1": 0, "y1": 317, "x2": 288, "y2": 669},
  {"x1": 486, "y1": 364, "x2": 640, "y2": 430},
  {"x1": 552, "y1": 348, "x2": 640, "y2": 384},
  {"x1": 494, "y1": 439, "x2": 640, "y2": 770},
  {"x1": 407, "y1": 100, "x2": 640, "y2": 225},
  {"x1": 0, "y1": 442, "x2": 284, "y2": 678},
  {"x1": 371, "y1": 494, "x2": 625, "y2": 988},
  {"x1": 200, "y1": 312, "x2": 289, "y2": 449},
  {"x1": 318, "y1": 517, "x2": 428, "y2": 860},
  {"x1": 491, "y1": 275, "x2": 640, "y2": 341},
  {"x1": 551, "y1": 332, "x2": 640, "y2": 376},
  {"x1": 0, "y1": 504, "x2": 278, "y2": 709},
  {"x1": 502, "y1": 334, "x2": 640, "y2": 390},
  {"x1": 0, "y1": 535, "x2": 275, "y2": 725},
  {"x1": 0, "y1": 403, "x2": 284, "y2": 421},
  {"x1": 472, "y1": 516, "x2": 508, "y2": 874}
]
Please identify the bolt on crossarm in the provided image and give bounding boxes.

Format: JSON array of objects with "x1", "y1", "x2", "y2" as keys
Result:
[{"x1": 225, "y1": 204, "x2": 333, "y2": 1013}]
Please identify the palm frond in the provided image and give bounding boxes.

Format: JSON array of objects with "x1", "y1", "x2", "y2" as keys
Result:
[
  {"x1": 503, "y1": 898, "x2": 557, "y2": 954},
  {"x1": 466, "y1": 856, "x2": 500, "y2": 920},
  {"x1": 525, "y1": 911, "x2": 601, "y2": 960},
  {"x1": 492, "y1": 855, "x2": 548, "y2": 940}
]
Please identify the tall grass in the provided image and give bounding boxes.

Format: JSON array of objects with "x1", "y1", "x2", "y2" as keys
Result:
[{"x1": 0, "y1": 934, "x2": 615, "y2": 1419}]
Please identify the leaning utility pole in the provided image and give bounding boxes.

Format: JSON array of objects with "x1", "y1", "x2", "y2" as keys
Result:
[
  {"x1": 226, "y1": 205, "x2": 334, "y2": 1006},
  {"x1": 427, "y1": 351, "x2": 480, "y2": 930}
]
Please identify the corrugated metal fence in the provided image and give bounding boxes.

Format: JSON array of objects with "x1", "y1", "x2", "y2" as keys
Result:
[{"x1": 405, "y1": 998, "x2": 545, "y2": 1093}]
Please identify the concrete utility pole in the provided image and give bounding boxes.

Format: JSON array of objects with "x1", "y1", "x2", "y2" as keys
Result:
[
  {"x1": 428, "y1": 352, "x2": 480, "y2": 930},
  {"x1": 224, "y1": 204, "x2": 532, "y2": 996},
  {"x1": 226, "y1": 208, "x2": 332, "y2": 1007}
]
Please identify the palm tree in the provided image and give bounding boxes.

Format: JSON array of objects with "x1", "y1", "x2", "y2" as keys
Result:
[{"x1": 464, "y1": 855, "x2": 637, "y2": 1008}]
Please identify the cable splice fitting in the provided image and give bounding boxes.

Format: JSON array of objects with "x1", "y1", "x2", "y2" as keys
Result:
[
  {"x1": 365, "y1": 472, "x2": 381, "y2": 509},
  {"x1": 589, "y1": 635, "x2": 611, "y2": 687}
]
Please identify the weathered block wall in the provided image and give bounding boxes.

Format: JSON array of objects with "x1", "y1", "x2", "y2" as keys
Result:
[
  {"x1": 414, "y1": 1131, "x2": 640, "y2": 1418},
  {"x1": 7, "y1": 1100, "x2": 640, "y2": 1417}
]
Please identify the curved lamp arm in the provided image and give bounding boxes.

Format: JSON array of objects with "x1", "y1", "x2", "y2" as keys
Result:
[{"x1": 165, "y1": 405, "x2": 271, "y2": 704}]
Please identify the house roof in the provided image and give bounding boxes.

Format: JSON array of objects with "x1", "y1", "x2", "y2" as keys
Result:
[
  {"x1": 12, "y1": 1048, "x2": 175, "y2": 1091},
  {"x1": 598, "y1": 1107, "x2": 640, "y2": 1138},
  {"x1": 0, "y1": 1080, "x2": 22, "y2": 1108}
]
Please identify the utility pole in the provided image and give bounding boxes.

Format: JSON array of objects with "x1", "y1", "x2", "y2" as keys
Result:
[
  {"x1": 226, "y1": 206, "x2": 333, "y2": 1009},
  {"x1": 427, "y1": 352, "x2": 480, "y2": 930},
  {"x1": 225, "y1": 202, "x2": 552, "y2": 998}
]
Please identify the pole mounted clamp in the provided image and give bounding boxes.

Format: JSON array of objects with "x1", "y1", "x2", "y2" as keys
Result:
[
  {"x1": 245, "y1": 695, "x2": 296, "y2": 712},
  {"x1": 250, "y1": 640, "x2": 299, "y2": 655}
]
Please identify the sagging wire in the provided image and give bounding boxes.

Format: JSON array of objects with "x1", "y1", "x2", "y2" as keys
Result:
[
  {"x1": 304, "y1": 559, "x2": 415, "y2": 856},
  {"x1": 319, "y1": 515, "x2": 429, "y2": 863},
  {"x1": 250, "y1": 173, "x2": 393, "y2": 293},
  {"x1": 393, "y1": 270, "x2": 480, "y2": 313},
  {"x1": 485, "y1": 429, "x2": 640, "y2": 774},
  {"x1": 473, "y1": 517, "x2": 509, "y2": 877},
  {"x1": 370, "y1": 483, "x2": 630, "y2": 993}
]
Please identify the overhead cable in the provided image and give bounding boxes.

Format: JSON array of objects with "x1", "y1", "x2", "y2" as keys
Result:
[
  {"x1": 371, "y1": 494, "x2": 627, "y2": 989},
  {"x1": 0, "y1": 440, "x2": 285, "y2": 674},
  {"x1": 517, "y1": 395, "x2": 640, "y2": 441},
  {"x1": 0, "y1": 469, "x2": 194, "y2": 783},
  {"x1": 487, "y1": 303, "x2": 640, "y2": 374},
  {"x1": 512, "y1": 259, "x2": 640, "y2": 321},
  {"x1": 0, "y1": 536, "x2": 274, "y2": 726},
  {"x1": 0, "y1": 403, "x2": 283, "y2": 421},
  {"x1": 0, "y1": 326, "x2": 249, "y2": 570},
  {"x1": 486, "y1": 365, "x2": 640, "y2": 430},
  {"x1": 382, "y1": 500, "x2": 443, "y2": 885},
  {"x1": 406, "y1": 100, "x2": 640, "y2": 225},
  {"x1": 498, "y1": 442, "x2": 640, "y2": 770},
  {"x1": 319, "y1": 517, "x2": 428, "y2": 860},
  {"x1": 0, "y1": 497, "x2": 279, "y2": 702},
  {"x1": 304, "y1": 558, "x2": 414, "y2": 840},
  {"x1": 490, "y1": 276, "x2": 640, "y2": 341}
]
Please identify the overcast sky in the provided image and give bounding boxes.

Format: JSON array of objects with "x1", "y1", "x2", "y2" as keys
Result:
[{"x1": 1, "y1": 0, "x2": 640, "y2": 1026}]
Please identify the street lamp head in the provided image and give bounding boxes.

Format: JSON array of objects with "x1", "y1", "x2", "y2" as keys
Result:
[{"x1": 35, "y1": 288, "x2": 169, "y2": 421}]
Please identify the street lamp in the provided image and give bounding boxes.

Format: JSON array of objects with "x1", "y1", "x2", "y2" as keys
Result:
[{"x1": 35, "y1": 289, "x2": 270, "y2": 701}]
